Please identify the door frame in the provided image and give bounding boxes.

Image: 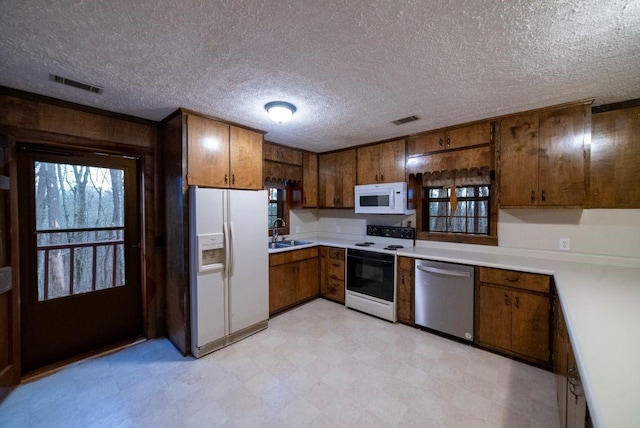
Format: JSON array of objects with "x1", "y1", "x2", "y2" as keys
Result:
[
  {"x1": 1, "y1": 133, "x2": 152, "y2": 382},
  {"x1": 0, "y1": 135, "x2": 21, "y2": 390}
]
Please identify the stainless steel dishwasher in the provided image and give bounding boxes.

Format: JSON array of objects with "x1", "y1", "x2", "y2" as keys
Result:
[{"x1": 414, "y1": 260, "x2": 474, "y2": 341}]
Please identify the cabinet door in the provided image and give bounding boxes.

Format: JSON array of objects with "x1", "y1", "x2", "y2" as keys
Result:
[
  {"x1": 378, "y1": 139, "x2": 406, "y2": 183},
  {"x1": 230, "y1": 126, "x2": 263, "y2": 190},
  {"x1": 499, "y1": 113, "x2": 540, "y2": 207},
  {"x1": 338, "y1": 149, "x2": 356, "y2": 207},
  {"x1": 590, "y1": 106, "x2": 640, "y2": 208},
  {"x1": 396, "y1": 257, "x2": 414, "y2": 324},
  {"x1": 447, "y1": 122, "x2": 492, "y2": 149},
  {"x1": 296, "y1": 258, "x2": 319, "y2": 301},
  {"x1": 407, "y1": 131, "x2": 446, "y2": 155},
  {"x1": 302, "y1": 153, "x2": 318, "y2": 207},
  {"x1": 538, "y1": 105, "x2": 587, "y2": 207},
  {"x1": 318, "y1": 153, "x2": 337, "y2": 208},
  {"x1": 356, "y1": 145, "x2": 379, "y2": 184},
  {"x1": 269, "y1": 264, "x2": 297, "y2": 314},
  {"x1": 511, "y1": 291, "x2": 550, "y2": 362},
  {"x1": 476, "y1": 284, "x2": 512, "y2": 351},
  {"x1": 186, "y1": 114, "x2": 230, "y2": 187}
]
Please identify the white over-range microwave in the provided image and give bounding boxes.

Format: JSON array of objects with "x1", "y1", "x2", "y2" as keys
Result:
[{"x1": 354, "y1": 182, "x2": 415, "y2": 215}]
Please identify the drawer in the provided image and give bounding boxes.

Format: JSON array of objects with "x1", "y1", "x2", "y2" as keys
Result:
[
  {"x1": 478, "y1": 267, "x2": 550, "y2": 293},
  {"x1": 326, "y1": 259, "x2": 345, "y2": 281},
  {"x1": 270, "y1": 247, "x2": 319, "y2": 266},
  {"x1": 398, "y1": 256, "x2": 413, "y2": 271},
  {"x1": 324, "y1": 279, "x2": 345, "y2": 302},
  {"x1": 327, "y1": 247, "x2": 345, "y2": 260}
]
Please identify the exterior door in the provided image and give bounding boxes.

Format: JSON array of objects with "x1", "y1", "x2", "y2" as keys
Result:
[{"x1": 18, "y1": 144, "x2": 142, "y2": 373}]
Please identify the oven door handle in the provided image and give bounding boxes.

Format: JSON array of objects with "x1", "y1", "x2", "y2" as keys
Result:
[
  {"x1": 347, "y1": 255, "x2": 394, "y2": 265},
  {"x1": 416, "y1": 265, "x2": 471, "y2": 278}
]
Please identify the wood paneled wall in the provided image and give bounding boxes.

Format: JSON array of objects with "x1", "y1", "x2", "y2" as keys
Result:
[{"x1": 0, "y1": 91, "x2": 165, "y2": 381}]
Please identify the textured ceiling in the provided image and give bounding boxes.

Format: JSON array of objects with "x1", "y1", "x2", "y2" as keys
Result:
[{"x1": 1, "y1": 1, "x2": 639, "y2": 152}]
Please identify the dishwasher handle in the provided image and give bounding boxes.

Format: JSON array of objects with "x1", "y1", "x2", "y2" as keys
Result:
[{"x1": 416, "y1": 264, "x2": 472, "y2": 278}]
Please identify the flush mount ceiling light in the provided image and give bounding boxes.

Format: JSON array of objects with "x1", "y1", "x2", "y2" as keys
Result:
[{"x1": 265, "y1": 101, "x2": 296, "y2": 123}]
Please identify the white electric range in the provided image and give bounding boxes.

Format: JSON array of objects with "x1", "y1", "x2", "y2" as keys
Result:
[{"x1": 345, "y1": 225, "x2": 415, "y2": 321}]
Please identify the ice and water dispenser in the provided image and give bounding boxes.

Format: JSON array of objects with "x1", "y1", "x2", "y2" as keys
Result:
[{"x1": 196, "y1": 233, "x2": 225, "y2": 272}]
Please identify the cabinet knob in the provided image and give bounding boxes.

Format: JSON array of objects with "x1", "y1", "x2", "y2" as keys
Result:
[
  {"x1": 504, "y1": 294, "x2": 510, "y2": 306},
  {"x1": 225, "y1": 174, "x2": 228, "y2": 184},
  {"x1": 439, "y1": 138, "x2": 444, "y2": 147},
  {"x1": 232, "y1": 174, "x2": 235, "y2": 185},
  {"x1": 446, "y1": 136, "x2": 451, "y2": 148},
  {"x1": 380, "y1": 173, "x2": 384, "y2": 182},
  {"x1": 531, "y1": 190, "x2": 535, "y2": 202},
  {"x1": 541, "y1": 190, "x2": 546, "y2": 202},
  {"x1": 375, "y1": 174, "x2": 378, "y2": 182}
]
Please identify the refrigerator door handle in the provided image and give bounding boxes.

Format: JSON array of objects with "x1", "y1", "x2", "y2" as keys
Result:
[
  {"x1": 223, "y1": 221, "x2": 230, "y2": 279},
  {"x1": 229, "y1": 221, "x2": 235, "y2": 277}
]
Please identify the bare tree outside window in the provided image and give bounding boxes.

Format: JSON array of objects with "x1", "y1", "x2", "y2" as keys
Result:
[{"x1": 35, "y1": 162, "x2": 125, "y2": 300}]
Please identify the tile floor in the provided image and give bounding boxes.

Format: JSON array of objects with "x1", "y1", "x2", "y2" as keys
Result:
[{"x1": 0, "y1": 299, "x2": 560, "y2": 427}]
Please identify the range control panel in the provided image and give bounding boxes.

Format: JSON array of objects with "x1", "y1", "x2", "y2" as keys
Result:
[{"x1": 366, "y1": 225, "x2": 416, "y2": 240}]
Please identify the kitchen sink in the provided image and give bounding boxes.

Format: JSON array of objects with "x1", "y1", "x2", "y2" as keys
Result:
[
  {"x1": 280, "y1": 240, "x2": 312, "y2": 246},
  {"x1": 267, "y1": 240, "x2": 312, "y2": 249},
  {"x1": 268, "y1": 242, "x2": 291, "y2": 249}
]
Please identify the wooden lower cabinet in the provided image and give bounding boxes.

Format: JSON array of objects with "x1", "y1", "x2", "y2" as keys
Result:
[
  {"x1": 396, "y1": 256, "x2": 414, "y2": 325},
  {"x1": 553, "y1": 297, "x2": 591, "y2": 428},
  {"x1": 475, "y1": 267, "x2": 552, "y2": 365},
  {"x1": 320, "y1": 246, "x2": 345, "y2": 303},
  {"x1": 269, "y1": 248, "x2": 319, "y2": 315}
]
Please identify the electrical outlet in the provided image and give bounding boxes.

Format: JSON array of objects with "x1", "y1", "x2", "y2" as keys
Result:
[
  {"x1": 336, "y1": 225, "x2": 341, "y2": 233},
  {"x1": 559, "y1": 238, "x2": 571, "y2": 251}
]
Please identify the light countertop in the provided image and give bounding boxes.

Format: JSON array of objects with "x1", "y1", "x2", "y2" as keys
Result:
[{"x1": 269, "y1": 236, "x2": 640, "y2": 427}]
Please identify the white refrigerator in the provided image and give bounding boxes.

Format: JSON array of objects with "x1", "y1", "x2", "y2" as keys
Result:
[{"x1": 189, "y1": 186, "x2": 268, "y2": 358}]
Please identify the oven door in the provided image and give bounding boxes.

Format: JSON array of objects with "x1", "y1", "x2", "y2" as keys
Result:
[{"x1": 346, "y1": 249, "x2": 395, "y2": 302}]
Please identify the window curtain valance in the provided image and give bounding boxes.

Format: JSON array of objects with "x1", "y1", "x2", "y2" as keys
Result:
[
  {"x1": 264, "y1": 177, "x2": 301, "y2": 189},
  {"x1": 422, "y1": 166, "x2": 492, "y2": 187}
]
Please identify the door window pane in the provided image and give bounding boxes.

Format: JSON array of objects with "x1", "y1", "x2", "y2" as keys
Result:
[{"x1": 34, "y1": 162, "x2": 126, "y2": 300}]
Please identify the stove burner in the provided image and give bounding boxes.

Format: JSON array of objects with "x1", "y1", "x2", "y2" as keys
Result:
[
  {"x1": 355, "y1": 242, "x2": 375, "y2": 247},
  {"x1": 384, "y1": 245, "x2": 404, "y2": 250}
]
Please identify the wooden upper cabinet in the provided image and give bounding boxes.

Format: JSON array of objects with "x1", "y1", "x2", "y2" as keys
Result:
[
  {"x1": 407, "y1": 122, "x2": 491, "y2": 156},
  {"x1": 447, "y1": 122, "x2": 492, "y2": 149},
  {"x1": 538, "y1": 105, "x2": 588, "y2": 206},
  {"x1": 357, "y1": 139, "x2": 405, "y2": 184},
  {"x1": 263, "y1": 143, "x2": 303, "y2": 165},
  {"x1": 498, "y1": 113, "x2": 540, "y2": 207},
  {"x1": 186, "y1": 114, "x2": 230, "y2": 187},
  {"x1": 302, "y1": 152, "x2": 318, "y2": 208},
  {"x1": 186, "y1": 114, "x2": 263, "y2": 190},
  {"x1": 590, "y1": 106, "x2": 640, "y2": 208},
  {"x1": 499, "y1": 103, "x2": 589, "y2": 208},
  {"x1": 230, "y1": 126, "x2": 263, "y2": 190},
  {"x1": 319, "y1": 149, "x2": 356, "y2": 208}
]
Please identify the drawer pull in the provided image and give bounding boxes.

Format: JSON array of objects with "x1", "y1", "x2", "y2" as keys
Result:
[
  {"x1": 504, "y1": 294, "x2": 510, "y2": 306},
  {"x1": 515, "y1": 296, "x2": 520, "y2": 308},
  {"x1": 505, "y1": 277, "x2": 520, "y2": 282}
]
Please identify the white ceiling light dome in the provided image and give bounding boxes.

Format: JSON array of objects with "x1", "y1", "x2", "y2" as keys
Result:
[{"x1": 265, "y1": 101, "x2": 296, "y2": 123}]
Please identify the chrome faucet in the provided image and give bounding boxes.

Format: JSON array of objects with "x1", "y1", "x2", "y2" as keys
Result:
[{"x1": 271, "y1": 218, "x2": 286, "y2": 243}]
